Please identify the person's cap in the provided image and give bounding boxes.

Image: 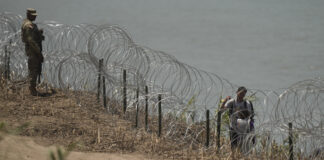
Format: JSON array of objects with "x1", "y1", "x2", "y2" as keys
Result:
[
  {"x1": 26, "y1": 8, "x2": 37, "y2": 16},
  {"x1": 237, "y1": 86, "x2": 247, "y2": 93}
]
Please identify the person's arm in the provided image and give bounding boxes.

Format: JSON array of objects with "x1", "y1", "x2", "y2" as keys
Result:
[
  {"x1": 220, "y1": 96, "x2": 231, "y2": 113},
  {"x1": 25, "y1": 26, "x2": 41, "y2": 56}
]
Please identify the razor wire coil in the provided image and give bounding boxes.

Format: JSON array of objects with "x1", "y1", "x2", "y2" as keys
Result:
[{"x1": 1, "y1": 12, "x2": 323, "y2": 158}]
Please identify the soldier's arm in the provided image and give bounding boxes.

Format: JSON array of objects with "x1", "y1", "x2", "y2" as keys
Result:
[{"x1": 25, "y1": 26, "x2": 41, "y2": 55}]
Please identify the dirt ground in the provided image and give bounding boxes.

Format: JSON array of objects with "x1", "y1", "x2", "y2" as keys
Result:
[
  {"x1": 0, "y1": 82, "x2": 162, "y2": 160},
  {"x1": 0, "y1": 135, "x2": 152, "y2": 160}
]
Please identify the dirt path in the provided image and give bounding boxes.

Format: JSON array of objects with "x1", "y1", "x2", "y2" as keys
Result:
[{"x1": 0, "y1": 135, "x2": 154, "y2": 160}]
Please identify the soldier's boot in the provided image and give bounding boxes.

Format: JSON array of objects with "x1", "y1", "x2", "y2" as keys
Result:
[{"x1": 29, "y1": 86, "x2": 38, "y2": 96}]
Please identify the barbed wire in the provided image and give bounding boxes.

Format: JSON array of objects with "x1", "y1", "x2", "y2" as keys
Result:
[{"x1": 1, "y1": 12, "x2": 323, "y2": 158}]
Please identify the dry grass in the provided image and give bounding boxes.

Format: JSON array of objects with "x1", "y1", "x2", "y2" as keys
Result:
[{"x1": 0, "y1": 79, "x2": 308, "y2": 160}]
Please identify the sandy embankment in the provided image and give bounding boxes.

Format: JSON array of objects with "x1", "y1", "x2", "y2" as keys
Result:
[{"x1": 0, "y1": 134, "x2": 151, "y2": 160}]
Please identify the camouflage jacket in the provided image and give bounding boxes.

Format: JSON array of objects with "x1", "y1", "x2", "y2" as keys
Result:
[{"x1": 21, "y1": 19, "x2": 43, "y2": 57}]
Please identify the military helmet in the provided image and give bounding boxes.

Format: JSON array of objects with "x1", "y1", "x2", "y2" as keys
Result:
[{"x1": 26, "y1": 8, "x2": 37, "y2": 16}]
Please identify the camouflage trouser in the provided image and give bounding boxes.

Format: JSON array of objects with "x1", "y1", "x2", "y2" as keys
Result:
[{"x1": 28, "y1": 57, "x2": 41, "y2": 93}]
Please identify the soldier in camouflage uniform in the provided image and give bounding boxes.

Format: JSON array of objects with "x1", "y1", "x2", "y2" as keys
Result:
[{"x1": 21, "y1": 8, "x2": 44, "y2": 96}]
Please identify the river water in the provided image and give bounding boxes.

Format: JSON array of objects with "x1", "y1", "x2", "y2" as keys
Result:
[{"x1": 1, "y1": 0, "x2": 324, "y2": 90}]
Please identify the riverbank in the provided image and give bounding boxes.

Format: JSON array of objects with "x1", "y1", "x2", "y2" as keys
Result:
[{"x1": 0, "y1": 80, "x2": 290, "y2": 159}]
